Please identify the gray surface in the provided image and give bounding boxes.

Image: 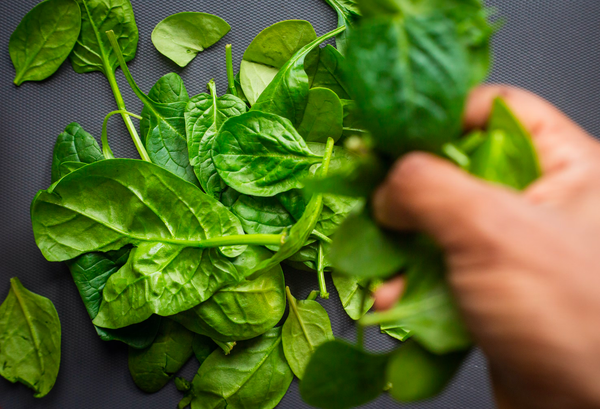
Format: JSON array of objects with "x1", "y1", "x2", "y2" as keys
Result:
[{"x1": 1, "y1": 0, "x2": 599, "y2": 408}]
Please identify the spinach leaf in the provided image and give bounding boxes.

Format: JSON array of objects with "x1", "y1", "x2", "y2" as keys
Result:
[
  {"x1": 321, "y1": 0, "x2": 361, "y2": 55},
  {"x1": 152, "y1": 12, "x2": 231, "y2": 68},
  {"x1": 282, "y1": 288, "x2": 334, "y2": 379},
  {"x1": 31, "y1": 159, "x2": 246, "y2": 262},
  {"x1": 172, "y1": 262, "x2": 285, "y2": 342},
  {"x1": 297, "y1": 88, "x2": 344, "y2": 143},
  {"x1": 380, "y1": 322, "x2": 411, "y2": 342},
  {"x1": 66, "y1": 249, "x2": 162, "y2": 349},
  {"x1": 108, "y1": 34, "x2": 199, "y2": 185},
  {"x1": 469, "y1": 98, "x2": 541, "y2": 189},
  {"x1": 240, "y1": 20, "x2": 318, "y2": 105},
  {"x1": 230, "y1": 195, "x2": 295, "y2": 235},
  {"x1": 188, "y1": 327, "x2": 293, "y2": 409},
  {"x1": 300, "y1": 340, "x2": 389, "y2": 409},
  {"x1": 10, "y1": 0, "x2": 81, "y2": 86},
  {"x1": 331, "y1": 273, "x2": 375, "y2": 320},
  {"x1": 310, "y1": 45, "x2": 351, "y2": 99},
  {"x1": 141, "y1": 72, "x2": 189, "y2": 142},
  {"x1": 212, "y1": 111, "x2": 322, "y2": 196},
  {"x1": 386, "y1": 341, "x2": 468, "y2": 402},
  {"x1": 251, "y1": 26, "x2": 346, "y2": 127},
  {"x1": 192, "y1": 334, "x2": 217, "y2": 365},
  {"x1": 361, "y1": 241, "x2": 471, "y2": 354},
  {"x1": 185, "y1": 80, "x2": 247, "y2": 198},
  {"x1": 128, "y1": 318, "x2": 194, "y2": 393},
  {"x1": 51, "y1": 122, "x2": 104, "y2": 183},
  {"x1": 0, "y1": 278, "x2": 61, "y2": 398},
  {"x1": 346, "y1": 12, "x2": 470, "y2": 157}
]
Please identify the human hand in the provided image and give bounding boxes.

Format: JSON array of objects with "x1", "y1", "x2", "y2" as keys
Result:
[{"x1": 372, "y1": 85, "x2": 600, "y2": 409}]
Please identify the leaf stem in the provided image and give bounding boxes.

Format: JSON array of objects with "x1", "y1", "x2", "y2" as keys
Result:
[
  {"x1": 104, "y1": 66, "x2": 149, "y2": 161},
  {"x1": 307, "y1": 290, "x2": 319, "y2": 301},
  {"x1": 102, "y1": 110, "x2": 145, "y2": 160},
  {"x1": 160, "y1": 234, "x2": 285, "y2": 249},
  {"x1": 320, "y1": 138, "x2": 335, "y2": 177},
  {"x1": 226, "y1": 44, "x2": 237, "y2": 96},
  {"x1": 442, "y1": 143, "x2": 470, "y2": 169},
  {"x1": 317, "y1": 241, "x2": 329, "y2": 299},
  {"x1": 311, "y1": 230, "x2": 332, "y2": 244}
]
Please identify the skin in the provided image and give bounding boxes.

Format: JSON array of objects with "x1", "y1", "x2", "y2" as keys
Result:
[{"x1": 372, "y1": 85, "x2": 600, "y2": 409}]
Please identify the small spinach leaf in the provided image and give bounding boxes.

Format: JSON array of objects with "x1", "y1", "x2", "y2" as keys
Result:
[
  {"x1": 0, "y1": 278, "x2": 61, "y2": 398},
  {"x1": 188, "y1": 327, "x2": 293, "y2": 409},
  {"x1": 282, "y1": 288, "x2": 334, "y2": 379},
  {"x1": 331, "y1": 273, "x2": 375, "y2": 320},
  {"x1": 128, "y1": 318, "x2": 194, "y2": 393},
  {"x1": 152, "y1": 12, "x2": 231, "y2": 68},
  {"x1": 10, "y1": 0, "x2": 81, "y2": 86},
  {"x1": 300, "y1": 340, "x2": 388, "y2": 409},
  {"x1": 298, "y1": 87, "x2": 344, "y2": 143},
  {"x1": 51, "y1": 122, "x2": 104, "y2": 183},
  {"x1": 185, "y1": 80, "x2": 247, "y2": 198},
  {"x1": 212, "y1": 111, "x2": 322, "y2": 196},
  {"x1": 311, "y1": 45, "x2": 351, "y2": 100},
  {"x1": 230, "y1": 195, "x2": 295, "y2": 235}
]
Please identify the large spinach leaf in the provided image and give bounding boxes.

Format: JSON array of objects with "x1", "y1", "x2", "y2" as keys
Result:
[
  {"x1": 10, "y1": 0, "x2": 81, "y2": 86},
  {"x1": 300, "y1": 340, "x2": 389, "y2": 409},
  {"x1": 51, "y1": 123, "x2": 104, "y2": 183},
  {"x1": 346, "y1": 12, "x2": 470, "y2": 157},
  {"x1": 152, "y1": 12, "x2": 230, "y2": 68},
  {"x1": 297, "y1": 87, "x2": 344, "y2": 143},
  {"x1": 128, "y1": 318, "x2": 194, "y2": 393},
  {"x1": 108, "y1": 33, "x2": 198, "y2": 185},
  {"x1": 172, "y1": 261, "x2": 285, "y2": 342},
  {"x1": 0, "y1": 278, "x2": 61, "y2": 398},
  {"x1": 188, "y1": 327, "x2": 293, "y2": 409},
  {"x1": 282, "y1": 288, "x2": 334, "y2": 379},
  {"x1": 212, "y1": 111, "x2": 322, "y2": 196},
  {"x1": 240, "y1": 20, "x2": 318, "y2": 106},
  {"x1": 185, "y1": 80, "x2": 247, "y2": 198},
  {"x1": 251, "y1": 26, "x2": 345, "y2": 127}
]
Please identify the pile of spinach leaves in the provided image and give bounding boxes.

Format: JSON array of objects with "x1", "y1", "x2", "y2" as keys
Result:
[{"x1": 3, "y1": 0, "x2": 542, "y2": 407}]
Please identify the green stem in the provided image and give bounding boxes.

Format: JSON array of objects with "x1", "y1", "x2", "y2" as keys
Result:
[
  {"x1": 307, "y1": 290, "x2": 319, "y2": 301},
  {"x1": 442, "y1": 143, "x2": 470, "y2": 169},
  {"x1": 311, "y1": 230, "x2": 332, "y2": 244},
  {"x1": 226, "y1": 44, "x2": 237, "y2": 96},
  {"x1": 317, "y1": 241, "x2": 329, "y2": 299},
  {"x1": 320, "y1": 138, "x2": 335, "y2": 177},
  {"x1": 160, "y1": 234, "x2": 284, "y2": 249},
  {"x1": 102, "y1": 110, "x2": 145, "y2": 160},
  {"x1": 342, "y1": 127, "x2": 368, "y2": 134},
  {"x1": 104, "y1": 67, "x2": 150, "y2": 162}
]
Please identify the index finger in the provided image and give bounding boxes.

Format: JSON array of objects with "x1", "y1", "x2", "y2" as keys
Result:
[{"x1": 464, "y1": 85, "x2": 596, "y2": 174}]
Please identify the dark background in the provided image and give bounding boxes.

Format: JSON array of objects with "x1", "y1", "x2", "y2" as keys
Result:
[{"x1": 1, "y1": 1, "x2": 599, "y2": 408}]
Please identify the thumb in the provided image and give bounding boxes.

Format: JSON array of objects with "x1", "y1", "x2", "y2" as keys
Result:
[{"x1": 372, "y1": 152, "x2": 528, "y2": 255}]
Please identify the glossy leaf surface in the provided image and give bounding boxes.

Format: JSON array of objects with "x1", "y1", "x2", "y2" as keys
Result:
[
  {"x1": 51, "y1": 122, "x2": 104, "y2": 183},
  {"x1": 311, "y1": 45, "x2": 351, "y2": 99},
  {"x1": 10, "y1": 0, "x2": 81, "y2": 85},
  {"x1": 298, "y1": 87, "x2": 344, "y2": 143},
  {"x1": 152, "y1": 12, "x2": 230, "y2": 67},
  {"x1": 0, "y1": 278, "x2": 61, "y2": 398}
]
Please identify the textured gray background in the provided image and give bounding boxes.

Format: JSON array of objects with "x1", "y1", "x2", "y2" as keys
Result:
[{"x1": 1, "y1": 0, "x2": 599, "y2": 408}]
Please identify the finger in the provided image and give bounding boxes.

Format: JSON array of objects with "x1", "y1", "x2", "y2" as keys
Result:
[
  {"x1": 372, "y1": 152, "x2": 530, "y2": 255},
  {"x1": 373, "y1": 275, "x2": 405, "y2": 311},
  {"x1": 464, "y1": 85, "x2": 596, "y2": 174}
]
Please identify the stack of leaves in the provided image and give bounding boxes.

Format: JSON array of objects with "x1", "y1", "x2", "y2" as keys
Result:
[{"x1": 3, "y1": 0, "x2": 541, "y2": 408}]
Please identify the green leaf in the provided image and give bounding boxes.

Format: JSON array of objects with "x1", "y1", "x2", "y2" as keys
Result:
[
  {"x1": 300, "y1": 340, "x2": 388, "y2": 409},
  {"x1": 321, "y1": 0, "x2": 361, "y2": 55},
  {"x1": 0, "y1": 278, "x2": 61, "y2": 398},
  {"x1": 10, "y1": 0, "x2": 81, "y2": 86},
  {"x1": 212, "y1": 111, "x2": 322, "y2": 196},
  {"x1": 51, "y1": 123, "x2": 104, "y2": 183},
  {"x1": 346, "y1": 13, "x2": 470, "y2": 157},
  {"x1": 240, "y1": 20, "x2": 318, "y2": 105},
  {"x1": 70, "y1": 0, "x2": 138, "y2": 75},
  {"x1": 66, "y1": 249, "x2": 163, "y2": 349},
  {"x1": 172, "y1": 260, "x2": 285, "y2": 342},
  {"x1": 230, "y1": 195, "x2": 295, "y2": 235},
  {"x1": 189, "y1": 327, "x2": 293, "y2": 409},
  {"x1": 32, "y1": 159, "x2": 246, "y2": 262},
  {"x1": 128, "y1": 318, "x2": 194, "y2": 393},
  {"x1": 298, "y1": 88, "x2": 344, "y2": 143},
  {"x1": 192, "y1": 334, "x2": 217, "y2": 365},
  {"x1": 152, "y1": 12, "x2": 231, "y2": 68},
  {"x1": 282, "y1": 288, "x2": 334, "y2": 379},
  {"x1": 331, "y1": 273, "x2": 375, "y2": 320},
  {"x1": 251, "y1": 26, "x2": 346, "y2": 126},
  {"x1": 387, "y1": 341, "x2": 468, "y2": 402},
  {"x1": 311, "y1": 45, "x2": 351, "y2": 99},
  {"x1": 185, "y1": 80, "x2": 248, "y2": 198},
  {"x1": 329, "y1": 204, "x2": 408, "y2": 278},
  {"x1": 469, "y1": 98, "x2": 541, "y2": 190}
]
